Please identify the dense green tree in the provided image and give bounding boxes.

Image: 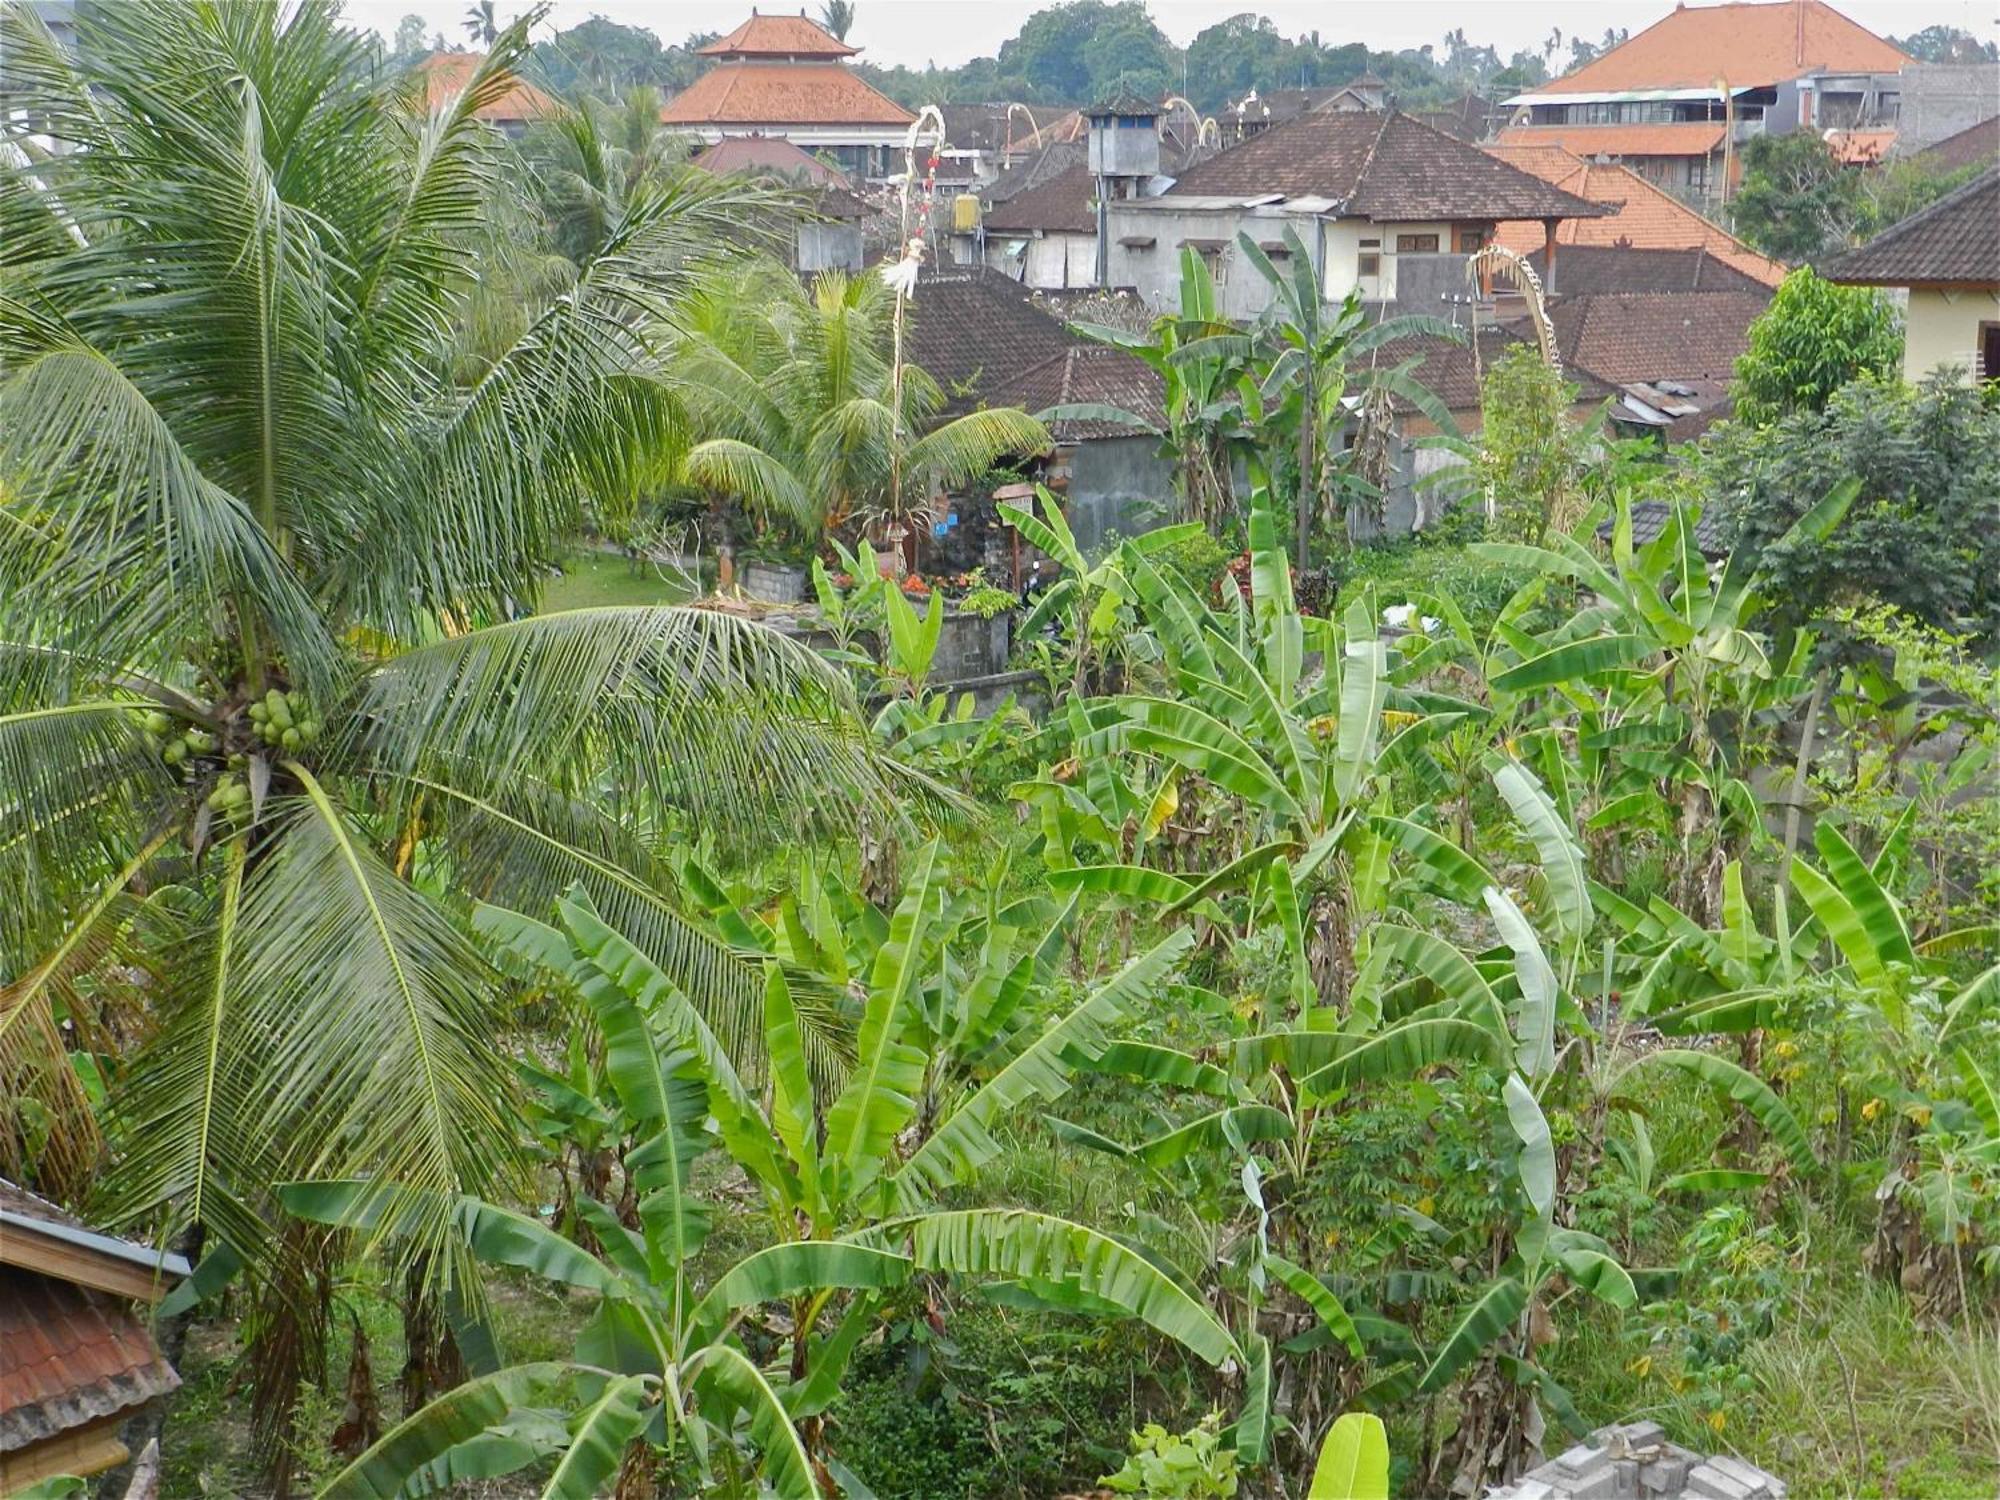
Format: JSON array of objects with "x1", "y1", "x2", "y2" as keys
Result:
[
  {"x1": 1705, "y1": 375, "x2": 2000, "y2": 641},
  {"x1": 1891, "y1": 24, "x2": 1999, "y2": 63},
  {"x1": 389, "y1": 12, "x2": 427, "y2": 62},
  {"x1": 1731, "y1": 266, "x2": 1901, "y2": 425},
  {"x1": 1729, "y1": 131, "x2": 1864, "y2": 262}
]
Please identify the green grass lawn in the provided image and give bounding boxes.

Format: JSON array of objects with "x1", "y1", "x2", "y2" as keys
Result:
[{"x1": 538, "y1": 548, "x2": 696, "y2": 612}]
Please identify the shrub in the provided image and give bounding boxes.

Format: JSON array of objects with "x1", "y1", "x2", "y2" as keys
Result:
[
  {"x1": 1731, "y1": 267, "x2": 1901, "y2": 427},
  {"x1": 1702, "y1": 373, "x2": 2000, "y2": 640}
]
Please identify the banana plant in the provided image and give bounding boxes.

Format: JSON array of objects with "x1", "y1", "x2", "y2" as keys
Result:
[
  {"x1": 1046, "y1": 489, "x2": 1480, "y2": 1016},
  {"x1": 997, "y1": 484, "x2": 1201, "y2": 695},
  {"x1": 1057, "y1": 245, "x2": 1262, "y2": 531},
  {"x1": 1469, "y1": 485, "x2": 1857, "y2": 924},
  {"x1": 298, "y1": 859, "x2": 1232, "y2": 1494}
]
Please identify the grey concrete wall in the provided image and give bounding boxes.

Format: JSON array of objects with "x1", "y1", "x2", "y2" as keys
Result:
[
  {"x1": 797, "y1": 222, "x2": 863, "y2": 274},
  {"x1": 1391, "y1": 253, "x2": 1477, "y2": 316},
  {"x1": 1104, "y1": 204, "x2": 1317, "y2": 320},
  {"x1": 1064, "y1": 434, "x2": 1179, "y2": 554},
  {"x1": 1897, "y1": 65, "x2": 2000, "y2": 151}
]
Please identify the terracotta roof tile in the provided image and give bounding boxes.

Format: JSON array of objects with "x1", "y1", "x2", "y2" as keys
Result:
[
  {"x1": 0, "y1": 1268, "x2": 180, "y2": 1453},
  {"x1": 990, "y1": 345, "x2": 1165, "y2": 439},
  {"x1": 1494, "y1": 122, "x2": 1725, "y2": 158},
  {"x1": 414, "y1": 52, "x2": 556, "y2": 123},
  {"x1": 984, "y1": 164, "x2": 1096, "y2": 233},
  {"x1": 1826, "y1": 128, "x2": 1896, "y2": 163},
  {"x1": 1485, "y1": 145, "x2": 1787, "y2": 285},
  {"x1": 1823, "y1": 166, "x2": 2000, "y2": 286},
  {"x1": 1532, "y1": 0, "x2": 1907, "y2": 94},
  {"x1": 1548, "y1": 289, "x2": 1771, "y2": 382},
  {"x1": 697, "y1": 12, "x2": 857, "y2": 59},
  {"x1": 660, "y1": 63, "x2": 913, "y2": 127},
  {"x1": 985, "y1": 143, "x2": 1087, "y2": 206},
  {"x1": 1169, "y1": 111, "x2": 1608, "y2": 223},
  {"x1": 903, "y1": 269, "x2": 1079, "y2": 416}
]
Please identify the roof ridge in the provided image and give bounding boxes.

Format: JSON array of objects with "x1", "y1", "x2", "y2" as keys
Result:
[{"x1": 1348, "y1": 108, "x2": 1398, "y2": 207}]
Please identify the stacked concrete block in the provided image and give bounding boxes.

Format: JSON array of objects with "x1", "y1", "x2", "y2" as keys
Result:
[{"x1": 1488, "y1": 1423, "x2": 1785, "y2": 1500}]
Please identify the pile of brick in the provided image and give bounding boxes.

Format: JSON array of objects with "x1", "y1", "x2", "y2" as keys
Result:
[{"x1": 1492, "y1": 1421, "x2": 1786, "y2": 1500}]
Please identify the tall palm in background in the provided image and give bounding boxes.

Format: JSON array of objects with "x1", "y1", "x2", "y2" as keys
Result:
[
  {"x1": 677, "y1": 262, "x2": 1048, "y2": 547},
  {"x1": 819, "y1": 0, "x2": 857, "y2": 41},
  {"x1": 0, "y1": 0, "x2": 886, "y2": 1441},
  {"x1": 463, "y1": 0, "x2": 499, "y2": 46}
]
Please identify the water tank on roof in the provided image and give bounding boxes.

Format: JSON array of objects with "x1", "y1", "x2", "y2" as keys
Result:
[{"x1": 953, "y1": 193, "x2": 981, "y2": 232}]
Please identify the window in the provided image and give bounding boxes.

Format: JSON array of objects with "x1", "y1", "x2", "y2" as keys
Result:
[
  {"x1": 1358, "y1": 253, "x2": 1381, "y2": 277},
  {"x1": 1980, "y1": 322, "x2": 2000, "y2": 385},
  {"x1": 1395, "y1": 233, "x2": 1439, "y2": 254},
  {"x1": 1202, "y1": 248, "x2": 1228, "y2": 285},
  {"x1": 1458, "y1": 229, "x2": 1486, "y2": 254}
]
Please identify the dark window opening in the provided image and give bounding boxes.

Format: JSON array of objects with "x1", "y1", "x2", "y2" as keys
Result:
[{"x1": 1396, "y1": 233, "x2": 1440, "y2": 253}]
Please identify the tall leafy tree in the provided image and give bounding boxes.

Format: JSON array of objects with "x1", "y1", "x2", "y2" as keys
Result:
[
  {"x1": 463, "y1": 0, "x2": 499, "y2": 47},
  {"x1": 0, "y1": 0, "x2": 884, "y2": 1315}
]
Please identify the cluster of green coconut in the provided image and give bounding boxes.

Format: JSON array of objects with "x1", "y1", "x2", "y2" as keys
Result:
[
  {"x1": 248, "y1": 688, "x2": 320, "y2": 752},
  {"x1": 141, "y1": 710, "x2": 213, "y2": 768},
  {"x1": 206, "y1": 771, "x2": 253, "y2": 817}
]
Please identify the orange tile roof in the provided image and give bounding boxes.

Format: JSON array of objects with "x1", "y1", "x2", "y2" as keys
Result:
[
  {"x1": 1826, "y1": 128, "x2": 1896, "y2": 163},
  {"x1": 1537, "y1": 0, "x2": 1907, "y2": 94},
  {"x1": 1495, "y1": 122, "x2": 1725, "y2": 158},
  {"x1": 415, "y1": 52, "x2": 557, "y2": 123},
  {"x1": 689, "y1": 134, "x2": 852, "y2": 185},
  {"x1": 660, "y1": 63, "x2": 913, "y2": 127},
  {"x1": 1485, "y1": 144, "x2": 1787, "y2": 285},
  {"x1": 699, "y1": 11, "x2": 858, "y2": 59}
]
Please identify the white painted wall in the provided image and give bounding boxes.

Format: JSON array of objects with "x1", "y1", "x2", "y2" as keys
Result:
[{"x1": 1903, "y1": 287, "x2": 2000, "y2": 382}]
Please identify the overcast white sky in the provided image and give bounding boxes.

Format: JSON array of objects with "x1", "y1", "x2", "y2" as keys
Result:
[{"x1": 342, "y1": 0, "x2": 1999, "y2": 70}]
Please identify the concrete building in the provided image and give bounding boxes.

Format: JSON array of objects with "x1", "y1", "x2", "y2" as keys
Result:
[
  {"x1": 1497, "y1": 0, "x2": 1910, "y2": 209},
  {"x1": 979, "y1": 165, "x2": 1099, "y2": 288},
  {"x1": 658, "y1": 10, "x2": 914, "y2": 181},
  {"x1": 1102, "y1": 110, "x2": 1607, "y2": 318},
  {"x1": 1825, "y1": 167, "x2": 2000, "y2": 384},
  {"x1": 1893, "y1": 64, "x2": 2000, "y2": 155}
]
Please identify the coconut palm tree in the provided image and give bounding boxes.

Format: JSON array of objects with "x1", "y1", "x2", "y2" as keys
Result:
[
  {"x1": 0, "y1": 0, "x2": 886, "y2": 1373},
  {"x1": 675, "y1": 261, "x2": 1048, "y2": 563},
  {"x1": 463, "y1": 0, "x2": 499, "y2": 47}
]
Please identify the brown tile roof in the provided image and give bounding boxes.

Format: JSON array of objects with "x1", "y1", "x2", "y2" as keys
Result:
[
  {"x1": 690, "y1": 133, "x2": 851, "y2": 185},
  {"x1": 1415, "y1": 93, "x2": 1498, "y2": 142},
  {"x1": 983, "y1": 164, "x2": 1096, "y2": 233},
  {"x1": 414, "y1": 52, "x2": 557, "y2": 123},
  {"x1": 1913, "y1": 114, "x2": 1999, "y2": 173},
  {"x1": 1548, "y1": 290, "x2": 1771, "y2": 383},
  {"x1": 1525, "y1": 244, "x2": 1775, "y2": 296},
  {"x1": 902, "y1": 268, "x2": 1080, "y2": 416},
  {"x1": 1494, "y1": 122, "x2": 1725, "y2": 159},
  {"x1": 697, "y1": 12, "x2": 857, "y2": 59},
  {"x1": 1822, "y1": 167, "x2": 2000, "y2": 286},
  {"x1": 985, "y1": 142, "x2": 1087, "y2": 206},
  {"x1": 1485, "y1": 145, "x2": 1787, "y2": 285},
  {"x1": 1167, "y1": 111, "x2": 1609, "y2": 224},
  {"x1": 1366, "y1": 325, "x2": 1617, "y2": 414},
  {"x1": 0, "y1": 1268, "x2": 181, "y2": 1454},
  {"x1": 1532, "y1": 0, "x2": 1907, "y2": 94},
  {"x1": 990, "y1": 345, "x2": 1165, "y2": 440},
  {"x1": 660, "y1": 63, "x2": 913, "y2": 127}
]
